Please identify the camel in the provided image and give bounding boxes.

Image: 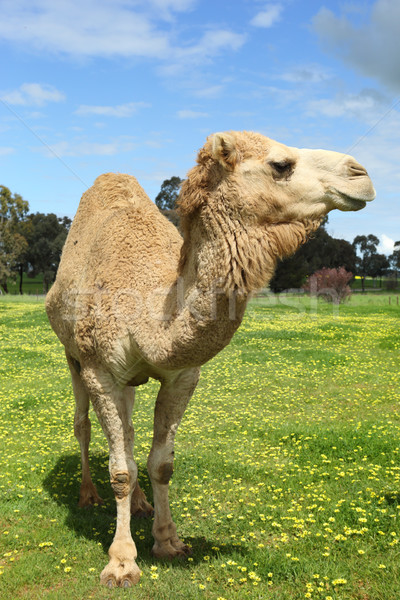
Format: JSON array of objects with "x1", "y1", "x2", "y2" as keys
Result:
[{"x1": 45, "y1": 131, "x2": 375, "y2": 587}]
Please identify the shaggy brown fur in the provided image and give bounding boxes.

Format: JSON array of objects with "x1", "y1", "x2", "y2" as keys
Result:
[{"x1": 46, "y1": 130, "x2": 374, "y2": 588}]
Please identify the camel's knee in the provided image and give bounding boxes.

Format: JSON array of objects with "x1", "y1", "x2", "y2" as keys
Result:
[
  {"x1": 110, "y1": 460, "x2": 137, "y2": 499},
  {"x1": 157, "y1": 462, "x2": 174, "y2": 485},
  {"x1": 111, "y1": 471, "x2": 132, "y2": 499},
  {"x1": 149, "y1": 462, "x2": 174, "y2": 485},
  {"x1": 148, "y1": 451, "x2": 174, "y2": 485}
]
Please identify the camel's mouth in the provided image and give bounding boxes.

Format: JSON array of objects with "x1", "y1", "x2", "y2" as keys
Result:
[{"x1": 334, "y1": 191, "x2": 368, "y2": 212}]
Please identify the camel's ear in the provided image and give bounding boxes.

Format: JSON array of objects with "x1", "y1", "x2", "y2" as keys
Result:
[{"x1": 211, "y1": 132, "x2": 241, "y2": 170}]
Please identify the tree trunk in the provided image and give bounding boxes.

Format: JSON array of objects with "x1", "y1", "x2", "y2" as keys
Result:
[
  {"x1": 43, "y1": 274, "x2": 50, "y2": 294},
  {"x1": 19, "y1": 264, "x2": 23, "y2": 295},
  {"x1": 1, "y1": 281, "x2": 8, "y2": 294}
]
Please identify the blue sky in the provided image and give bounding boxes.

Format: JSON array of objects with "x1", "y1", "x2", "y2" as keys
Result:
[{"x1": 1, "y1": 0, "x2": 399, "y2": 253}]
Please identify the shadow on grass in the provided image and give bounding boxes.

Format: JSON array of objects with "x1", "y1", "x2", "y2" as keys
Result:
[{"x1": 43, "y1": 453, "x2": 240, "y2": 568}]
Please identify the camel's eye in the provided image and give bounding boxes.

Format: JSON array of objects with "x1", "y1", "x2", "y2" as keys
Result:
[{"x1": 269, "y1": 160, "x2": 293, "y2": 175}]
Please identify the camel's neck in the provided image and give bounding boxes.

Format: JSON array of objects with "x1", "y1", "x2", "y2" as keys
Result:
[
  {"x1": 150, "y1": 228, "x2": 247, "y2": 369},
  {"x1": 151, "y1": 202, "x2": 321, "y2": 370}
]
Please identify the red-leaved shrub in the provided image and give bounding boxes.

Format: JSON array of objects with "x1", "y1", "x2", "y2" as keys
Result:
[{"x1": 303, "y1": 267, "x2": 353, "y2": 304}]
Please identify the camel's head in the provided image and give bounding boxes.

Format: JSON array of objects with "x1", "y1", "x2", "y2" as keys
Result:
[
  {"x1": 179, "y1": 130, "x2": 375, "y2": 225},
  {"x1": 178, "y1": 131, "x2": 375, "y2": 293}
]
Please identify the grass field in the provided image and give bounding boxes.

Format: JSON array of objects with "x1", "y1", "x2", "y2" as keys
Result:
[{"x1": 0, "y1": 294, "x2": 399, "y2": 599}]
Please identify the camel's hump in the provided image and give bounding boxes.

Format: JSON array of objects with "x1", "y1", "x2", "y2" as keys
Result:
[{"x1": 86, "y1": 172, "x2": 154, "y2": 211}]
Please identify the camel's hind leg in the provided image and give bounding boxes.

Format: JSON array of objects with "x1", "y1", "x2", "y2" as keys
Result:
[
  {"x1": 66, "y1": 353, "x2": 103, "y2": 507},
  {"x1": 147, "y1": 367, "x2": 200, "y2": 559}
]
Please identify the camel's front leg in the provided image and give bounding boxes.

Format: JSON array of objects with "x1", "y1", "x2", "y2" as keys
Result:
[
  {"x1": 82, "y1": 367, "x2": 141, "y2": 588},
  {"x1": 147, "y1": 368, "x2": 200, "y2": 559}
]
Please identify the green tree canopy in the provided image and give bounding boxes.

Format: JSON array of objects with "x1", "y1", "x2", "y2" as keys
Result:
[
  {"x1": 155, "y1": 176, "x2": 183, "y2": 210},
  {"x1": 25, "y1": 213, "x2": 71, "y2": 292},
  {"x1": 389, "y1": 240, "x2": 400, "y2": 275},
  {"x1": 352, "y1": 234, "x2": 381, "y2": 291},
  {"x1": 0, "y1": 185, "x2": 30, "y2": 293}
]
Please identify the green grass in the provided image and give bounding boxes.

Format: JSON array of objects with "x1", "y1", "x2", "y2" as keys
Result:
[{"x1": 1, "y1": 295, "x2": 400, "y2": 599}]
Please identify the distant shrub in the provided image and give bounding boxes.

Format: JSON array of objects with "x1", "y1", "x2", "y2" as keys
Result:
[{"x1": 303, "y1": 267, "x2": 353, "y2": 304}]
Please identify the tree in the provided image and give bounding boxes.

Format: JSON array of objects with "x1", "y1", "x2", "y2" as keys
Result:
[
  {"x1": 0, "y1": 185, "x2": 29, "y2": 293},
  {"x1": 25, "y1": 213, "x2": 70, "y2": 292},
  {"x1": 389, "y1": 240, "x2": 400, "y2": 278},
  {"x1": 367, "y1": 253, "x2": 390, "y2": 287},
  {"x1": 155, "y1": 176, "x2": 183, "y2": 210},
  {"x1": 352, "y1": 234, "x2": 379, "y2": 291}
]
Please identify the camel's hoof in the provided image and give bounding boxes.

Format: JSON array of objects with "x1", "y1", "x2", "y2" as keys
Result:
[
  {"x1": 152, "y1": 538, "x2": 192, "y2": 559},
  {"x1": 100, "y1": 562, "x2": 141, "y2": 588},
  {"x1": 78, "y1": 483, "x2": 103, "y2": 508},
  {"x1": 79, "y1": 496, "x2": 104, "y2": 509},
  {"x1": 100, "y1": 540, "x2": 141, "y2": 588},
  {"x1": 132, "y1": 506, "x2": 154, "y2": 519},
  {"x1": 107, "y1": 578, "x2": 131, "y2": 588}
]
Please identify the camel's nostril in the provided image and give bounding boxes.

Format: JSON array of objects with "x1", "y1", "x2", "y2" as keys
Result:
[{"x1": 348, "y1": 162, "x2": 368, "y2": 177}]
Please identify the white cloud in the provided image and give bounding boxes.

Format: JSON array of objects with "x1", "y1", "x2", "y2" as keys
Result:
[
  {"x1": 148, "y1": 0, "x2": 195, "y2": 10},
  {"x1": 0, "y1": 1, "x2": 170, "y2": 59},
  {"x1": 0, "y1": 147, "x2": 15, "y2": 156},
  {"x1": 75, "y1": 102, "x2": 150, "y2": 117},
  {"x1": 176, "y1": 109, "x2": 208, "y2": 119},
  {"x1": 313, "y1": 0, "x2": 400, "y2": 92},
  {"x1": 37, "y1": 138, "x2": 136, "y2": 158},
  {"x1": 280, "y1": 65, "x2": 331, "y2": 84},
  {"x1": 192, "y1": 85, "x2": 224, "y2": 98},
  {"x1": 159, "y1": 28, "x2": 245, "y2": 75},
  {"x1": 250, "y1": 3, "x2": 282, "y2": 28},
  {"x1": 378, "y1": 234, "x2": 395, "y2": 254},
  {"x1": 0, "y1": 0, "x2": 244, "y2": 72},
  {"x1": 178, "y1": 29, "x2": 245, "y2": 61},
  {"x1": 1, "y1": 83, "x2": 65, "y2": 106},
  {"x1": 146, "y1": 0, "x2": 196, "y2": 18},
  {"x1": 308, "y1": 89, "x2": 388, "y2": 120}
]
